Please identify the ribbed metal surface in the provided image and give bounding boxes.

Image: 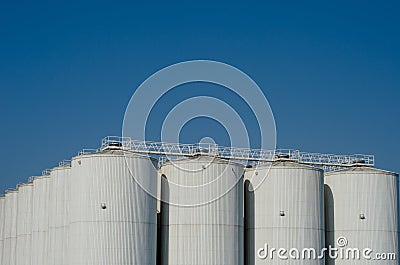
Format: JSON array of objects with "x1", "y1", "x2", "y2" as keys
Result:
[
  {"x1": 63, "y1": 166, "x2": 71, "y2": 265},
  {"x1": 0, "y1": 195, "x2": 5, "y2": 263},
  {"x1": 325, "y1": 167, "x2": 399, "y2": 265},
  {"x1": 32, "y1": 175, "x2": 50, "y2": 265},
  {"x1": 244, "y1": 161, "x2": 325, "y2": 265},
  {"x1": 16, "y1": 183, "x2": 33, "y2": 265},
  {"x1": 2, "y1": 190, "x2": 18, "y2": 265},
  {"x1": 160, "y1": 156, "x2": 244, "y2": 265},
  {"x1": 63, "y1": 167, "x2": 71, "y2": 265},
  {"x1": 48, "y1": 166, "x2": 70, "y2": 265},
  {"x1": 68, "y1": 150, "x2": 158, "y2": 265}
]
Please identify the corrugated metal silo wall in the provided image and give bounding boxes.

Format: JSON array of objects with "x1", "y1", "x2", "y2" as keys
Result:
[
  {"x1": 62, "y1": 166, "x2": 71, "y2": 265},
  {"x1": 324, "y1": 167, "x2": 399, "y2": 265},
  {"x1": 68, "y1": 150, "x2": 158, "y2": 265},
  {"x1": 3, "y1": 190, "x2": 18, "y2": 265},
  {"x1": 32, "y1": 175, "x2": 50, "y2": 265},
  {"x1": 48, "y1": 170, "x2": 57, "y2": 265},
  {"x1": 48, "y1": 166, "x2": 70, "y2": 265},
  {"x1": 0, "y1": 195, "x2": 5, "y2": 263},
  {"x1": 244, "y1": 161, "x2": 325, "y2": 265},
  {"x1": 159, "y1": 156, "x2": 244, "y2": 265},
  {"x1": 16, "y1": 183, "x2": 33, "y2": 265}
]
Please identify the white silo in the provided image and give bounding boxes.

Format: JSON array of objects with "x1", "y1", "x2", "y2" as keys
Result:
[
  {"x1": 244, "y1": 161, "x2": 325, "y2": 265},
  {"x1": 0, "y1": 195, "x2": 5, "y2": 263},
  {"x1": 324, "y1": 167, "x2": 398, "y2": 264},
  {"x1": 31, "y1": 174, "x2": 51, "y2": 265},
  {"x1": 16, "y1": 182, "x2": 33, "y2": 265},
  {"x1": 2, "y1": 189, "x2": 18, "y2": 265},
  {"x1": 48, "y1": 164, "x2": 70, "y2": 265},
  {"x1": 63, "y1": 165, "x2": 71, "y2": 265},
  {"x1": 159, "y1": 156, "x2": 244, "y2": 265},
  {"x1": 48, "y1": 163, "x2": 71, "y2": 265},
  {"x1": 68, "y1": 149, "x2": 158, "y2": 265},
  {"x1": 47, "y1": 172, "x2": 56, "y2": 265}
]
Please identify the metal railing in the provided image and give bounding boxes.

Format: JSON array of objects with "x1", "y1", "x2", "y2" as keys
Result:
[
  {"x1": 59, "y1": 160, "x2": 71, "y2": 167},
  {"x1": 42, "y1": 169, "x2": 52, "y2": 175},
  {"x1": 78, "y1": 149, "x2": 99, "y2": 156},
  {"x1": 100, "y1": 136, "x2": 375, "y2": 168}
]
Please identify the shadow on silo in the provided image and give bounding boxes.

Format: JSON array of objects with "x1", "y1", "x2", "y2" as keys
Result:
[
  {"x1": 159, "y1": 174, "x2": 169, "y2": 265},
  {"x1": 397, "y1": 177, "x2": 400, "y2": 262},
  {"x1": 244, "y1": 179, "x2": 255, "y2": 265},
  {"x1": 157, "y1": 211, "x2": 161, "y2": 265},
  {"x1": 324, "y1": 184, "x2": 335, "y2": 265}
]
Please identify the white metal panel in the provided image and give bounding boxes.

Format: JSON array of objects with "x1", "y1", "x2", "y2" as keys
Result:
[
  {"x1": 244, "y1": 161, "x2": 325, "y2": 265},
  {"x1": 31, "y1": 175, "x2": 50, "y2": 265},
  {"x1": 68, "y1": 150, "x2": 158, "y2": 265},
  {"x1": 47, "y1": 172, "x2": 56, "y2": 265},
  {"x1": 62, "y1": 166, "x2": 71, "y2": 265},
  {"x1": 160, "y1": 156, "x2": 244, "y2": 265},
  {"x1": 101, "y1": 136, "x2": 375, "y2": 168},
  {"x1": 16, "y1": 183, "x2": 33, "y2": 265},
  {"x1": 325, "y1": 167, "x2": 399, "y2": 265},
  {"x1": 0, "y1": 195, "x2": 5, "y2": 263},
  {"x1": 2, "y1": 190, "x2": 18, "y2": 265},
  {"x1": 48, "y1": 166, "x2": 70, "y2": 265}
]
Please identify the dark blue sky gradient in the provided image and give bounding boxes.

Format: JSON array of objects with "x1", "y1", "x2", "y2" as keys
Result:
[{"x1": 0, "y1": 1, "x2": 399, "y2": 192}]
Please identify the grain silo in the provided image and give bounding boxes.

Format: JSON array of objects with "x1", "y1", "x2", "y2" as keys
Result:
[
  {"x1": 16, "y1": 182, "x2": 33, "y2": 265},
  {"x1": 159, "y1": 156, "x2": 244, "y2": 265},
  {"x1": 0, "y1": 195, "x2": 5, "y2": 263},
  {"x1": 48, "y1": 163, "x2": 71, "y2": 265},
  {"x1": 2, "y1": 189, "x2": 18, "y2": 265},
  {"x1": 324, "y1": 167, "x2": 399, "y2": 264},
  {"x1": 31, "y1": 174, "x2": 51, "y2": 265},
  {"x1": 244, "y1": 161, "x2": 325, "y2": 265},
  {"x1": 68, "y1": 148, "x2": 158, "y2": 265}
]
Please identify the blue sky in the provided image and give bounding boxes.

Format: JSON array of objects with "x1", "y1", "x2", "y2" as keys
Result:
[{"x1": 0, "y1": 1, "x2": 399, "y2": 192}]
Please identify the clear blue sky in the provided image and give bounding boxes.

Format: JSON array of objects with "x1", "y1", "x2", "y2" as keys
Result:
[{"x1": 1, "y1": 1, "x2": 399, "y2": 192}]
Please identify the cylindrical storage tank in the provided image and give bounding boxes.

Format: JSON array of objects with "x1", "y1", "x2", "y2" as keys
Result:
[
  {"x1": 159, "y1": 156, "x2": 244, "y2": 265},
  {"x1": 68, "y1": 149, "x2": 158, "y2": 265},
  {"x1": 31, "y1": 175, "x2": 51, "y2": 265},
  {"x1": 2, "y1": 189, "x2": 18, "y2": 265},
  {"x1": 0, "y1": 195, "x2": 5, "y2": 263},
  {"x1": 244, "y1": 161, "x2": 325, "y2": 265},
  {"x1": 48, "y1": 164, "x2": 71, "y2": 265},
  {"x1": 325, "y1": 167, "x2": 399, "y2": 264},
  {"x1": 47, "y1": 172, "x2": 56, "y2": 265},
  {"x1": 16, "y1": 183, "x2": 33, "y2": 265},
  {"x1": 63, "y1": 165, "x2": 71, "y2": 265}
]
